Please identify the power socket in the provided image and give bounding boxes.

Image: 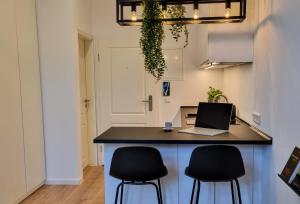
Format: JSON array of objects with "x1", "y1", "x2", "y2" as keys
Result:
[{"x1": 252, "y1": 112, "x2": 261, "y2": 125}]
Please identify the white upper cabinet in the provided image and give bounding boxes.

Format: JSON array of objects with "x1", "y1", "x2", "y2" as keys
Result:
[{"x1": 203, "y1": 0, "x2": 258, "y2": 64}]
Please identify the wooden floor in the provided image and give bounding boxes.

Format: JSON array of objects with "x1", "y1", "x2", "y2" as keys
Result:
[{"x1": 21, "y1": 166, "x2": 104, "y2": 204}]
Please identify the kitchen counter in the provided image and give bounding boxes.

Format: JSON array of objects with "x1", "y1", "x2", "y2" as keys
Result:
[
  {"x1": 94, "y1": 119, "x2": 271, "y2": 204},
  {"x1": 93, "y1": 119, "x2": 272, "y2": 145}
]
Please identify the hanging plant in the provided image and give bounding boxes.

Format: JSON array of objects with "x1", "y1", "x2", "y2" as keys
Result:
[
  {"x1": 167, "y1": 5, "x2": 189, "y2": 48},
  {"x1": 140, "y1": 0, "x2": 166, "y2": 80}
]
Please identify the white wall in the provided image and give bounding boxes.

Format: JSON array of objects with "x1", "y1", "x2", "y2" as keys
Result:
[
  {"x1": 36, "y1": 0, "x2": 92, "y2": 184},
  {"x1": 75, "y1": 0, "x2": 92, "y2": 33},
  {"x1": 91, "y1": 0, "x2": 224, "y2": 132},
  {"x1": 159, "y1": 24, "x2": 224, "y2": 126},
  {"x1": 223, "y1": 0, "x2": 300, "y2": 203}
]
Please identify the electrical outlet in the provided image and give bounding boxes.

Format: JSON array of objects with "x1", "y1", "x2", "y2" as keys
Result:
[{"x1": 252, "y1": 112, "x2": 261, "y2": 125}]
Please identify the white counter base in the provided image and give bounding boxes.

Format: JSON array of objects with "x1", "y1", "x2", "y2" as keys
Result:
[{"x1": 103, "y1": 144, "x2": 256, "y2": 204}]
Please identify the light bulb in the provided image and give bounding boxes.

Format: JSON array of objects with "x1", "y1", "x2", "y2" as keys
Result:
[
  {"x1": 131, "y1": 11, "x2": 137, "y2": 21},
  {"x1": 225, "y1": 8, "x2": 231, "y2": 18},
  {"x1": 162, "y1": 3, "x2": 167, "y2": 19},
  {"x1": 193, "y1": 9, "x2": 199, "y2": 19},
  {"x1": 162, "y1": 10, "x2": 167, "y2": 18},
  {"x1": 131, "y1": 4, "x2": 137, "y2": 21},
  {"x1": 193, "y1": 1, "x2": 199, "y2": 20}
]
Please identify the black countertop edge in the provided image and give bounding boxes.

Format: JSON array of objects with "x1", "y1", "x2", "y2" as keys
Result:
[
  {"x1": 93, "y1": 117, "x2": 273, "y2": 145},
  {"x1": 93, "y1": 139, "x2": 272, "y2": 145},
  {"x1": 236, "y1": 116, "x2": 272, "y2": 139},
  {"x1": 278, "y1": 174, "x2": 300, "y2": 197}
]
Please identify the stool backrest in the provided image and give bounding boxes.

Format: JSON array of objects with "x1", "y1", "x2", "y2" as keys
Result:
[
  {"x1": 188, "y1": 145, "x2": 245, "y2": 181},
  {"x1": 110, "y1": 146, "x2": 165, "y2": 180}
]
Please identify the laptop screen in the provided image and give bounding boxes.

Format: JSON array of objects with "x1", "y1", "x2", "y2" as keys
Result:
[{"x1": 195, "y1": 102, "x2": 233, "y2": 130}]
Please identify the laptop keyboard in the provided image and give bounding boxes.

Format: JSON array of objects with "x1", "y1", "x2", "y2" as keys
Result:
[{"x1": 178, "y1": 127, "x2": 228, "y2": 136}]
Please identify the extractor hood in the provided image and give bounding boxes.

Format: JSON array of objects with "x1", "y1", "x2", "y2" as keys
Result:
[{"x1": 199, "y1": 60, "x2": 251, "y2": 70}]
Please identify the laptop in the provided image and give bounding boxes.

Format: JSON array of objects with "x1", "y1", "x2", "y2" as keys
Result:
[{"x1": 179, "y1": 102, "x2": 233, "y2": 136}]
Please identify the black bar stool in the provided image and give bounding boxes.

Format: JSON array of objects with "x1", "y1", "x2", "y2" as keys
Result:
[
  {"x1": 110, "y1": 146, "x2": 168, "y2": 204},
  {"x1": 185, "y1": 145, "x2": 245, "y2": 204}
]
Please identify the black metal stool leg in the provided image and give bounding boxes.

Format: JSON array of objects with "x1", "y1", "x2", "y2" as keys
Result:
[
  {"x1": 190, "y1": 179, "x2": 196, "y2": 204},
  {"x1": 120, "y1": 181, "x2": 124, "y2": 204},
  {"x1": 235, "y1": 179, "x2": 242, "y2": 204},
  {"x1": 154, "y1": 183, "x2": 161, "y2": 204},
  {"x1": 114, "y1": 182, "x2": 123, "y2": 204},
  {"x1": 195, "y1": 180, "x2": 201, "y2": 204},
  {"x1": 230, "y1": 180, "x2": 235, "y2": 204},
  {"x1": 158, "y1": 179, "x2": 163, "y2": 204}
]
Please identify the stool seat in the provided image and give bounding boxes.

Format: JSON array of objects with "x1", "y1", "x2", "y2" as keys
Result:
[
  {"x1": 111, "y1": 165, "x2": 168, "y2": 181},
  {"x1": 110, "y1": 146, "x2": 168, "y2": 204}
]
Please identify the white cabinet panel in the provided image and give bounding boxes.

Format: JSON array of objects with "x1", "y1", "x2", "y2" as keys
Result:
[
  {"x1": 163, "y1": 49, "x2": 183, "y2": 81},
  {"x1": 0, "y1": 0, "x2": 27, "y2": 203},
  {"x1": 15, "y1": 0, "x2": 45, "y2": 192}
]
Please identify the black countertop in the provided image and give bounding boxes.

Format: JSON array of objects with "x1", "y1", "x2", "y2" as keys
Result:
[{"x1": 94, "y1": 120, "x2": 272, "y2": 145}]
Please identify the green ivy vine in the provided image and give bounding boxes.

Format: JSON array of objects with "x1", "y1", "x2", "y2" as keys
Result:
[
  {"x1": 140, "y1": 0, "x2": 166, "y2": 80},
  {"x1": 167, "y1": 5, "x2": 189, "y2": 48}
]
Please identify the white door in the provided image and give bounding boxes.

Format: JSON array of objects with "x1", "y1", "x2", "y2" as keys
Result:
[
  {"x1": 79, "y1": 38, "x2": 89, "y2": 168},
  {"x1": 110, "y1": 48, "x2": 159, "y2": 127}
]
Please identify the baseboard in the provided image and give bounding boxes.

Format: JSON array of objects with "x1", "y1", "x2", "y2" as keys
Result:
[{"x1": 46, "y1": 177, "x2": 83, "y2": 185}]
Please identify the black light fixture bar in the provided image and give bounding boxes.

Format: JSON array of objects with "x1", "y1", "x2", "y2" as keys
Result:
[
  {"x1": 194, "y1": 1, "x2": 199, "y2": 9},
  {"x1": 119, "y1": 0, "x2": 240, "y2": 6},
  {"x1": 116, "y1": 0, "x2": 247, "y2": 26},
  {"x1": 162, "y1": 1, "x2": 167, "y2": 10},
  {"x1": 225, "y1": 0, "x2": 231, "y2": 9},
  {"x1": 131, "y1": 4, "x2": 136, "y2": 11}
]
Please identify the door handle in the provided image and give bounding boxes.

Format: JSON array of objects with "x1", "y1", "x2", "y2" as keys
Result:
[{"x1": 141, "y1": 95, "x2": 153, "y2": 112}]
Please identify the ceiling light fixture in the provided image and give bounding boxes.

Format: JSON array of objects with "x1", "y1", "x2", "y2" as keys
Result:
[
  {"x1": 162, "y1": 1, "x2": 167, "y2": 18},
  {"x1": 131, "y1": 4, "x2": 137, "y2": 21},
  {"x1": 225, "y1": 0, "x2": 231, "y2": 18},
  {"x1": 193, "y1": 1, "x2": 199, "y2": 20},
  {"x1": 116, "y1": 0, "x2": 247, "y2": 26}
]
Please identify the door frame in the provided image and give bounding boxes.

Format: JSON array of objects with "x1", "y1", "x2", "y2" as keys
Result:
[{"x1": 77, "y1": 30, "x2": 99, "y2": 168}]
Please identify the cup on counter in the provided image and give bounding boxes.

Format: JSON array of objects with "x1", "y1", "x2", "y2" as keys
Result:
[{"x1": 163, "y1": 122, "x2": 173, "y2": 132}]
